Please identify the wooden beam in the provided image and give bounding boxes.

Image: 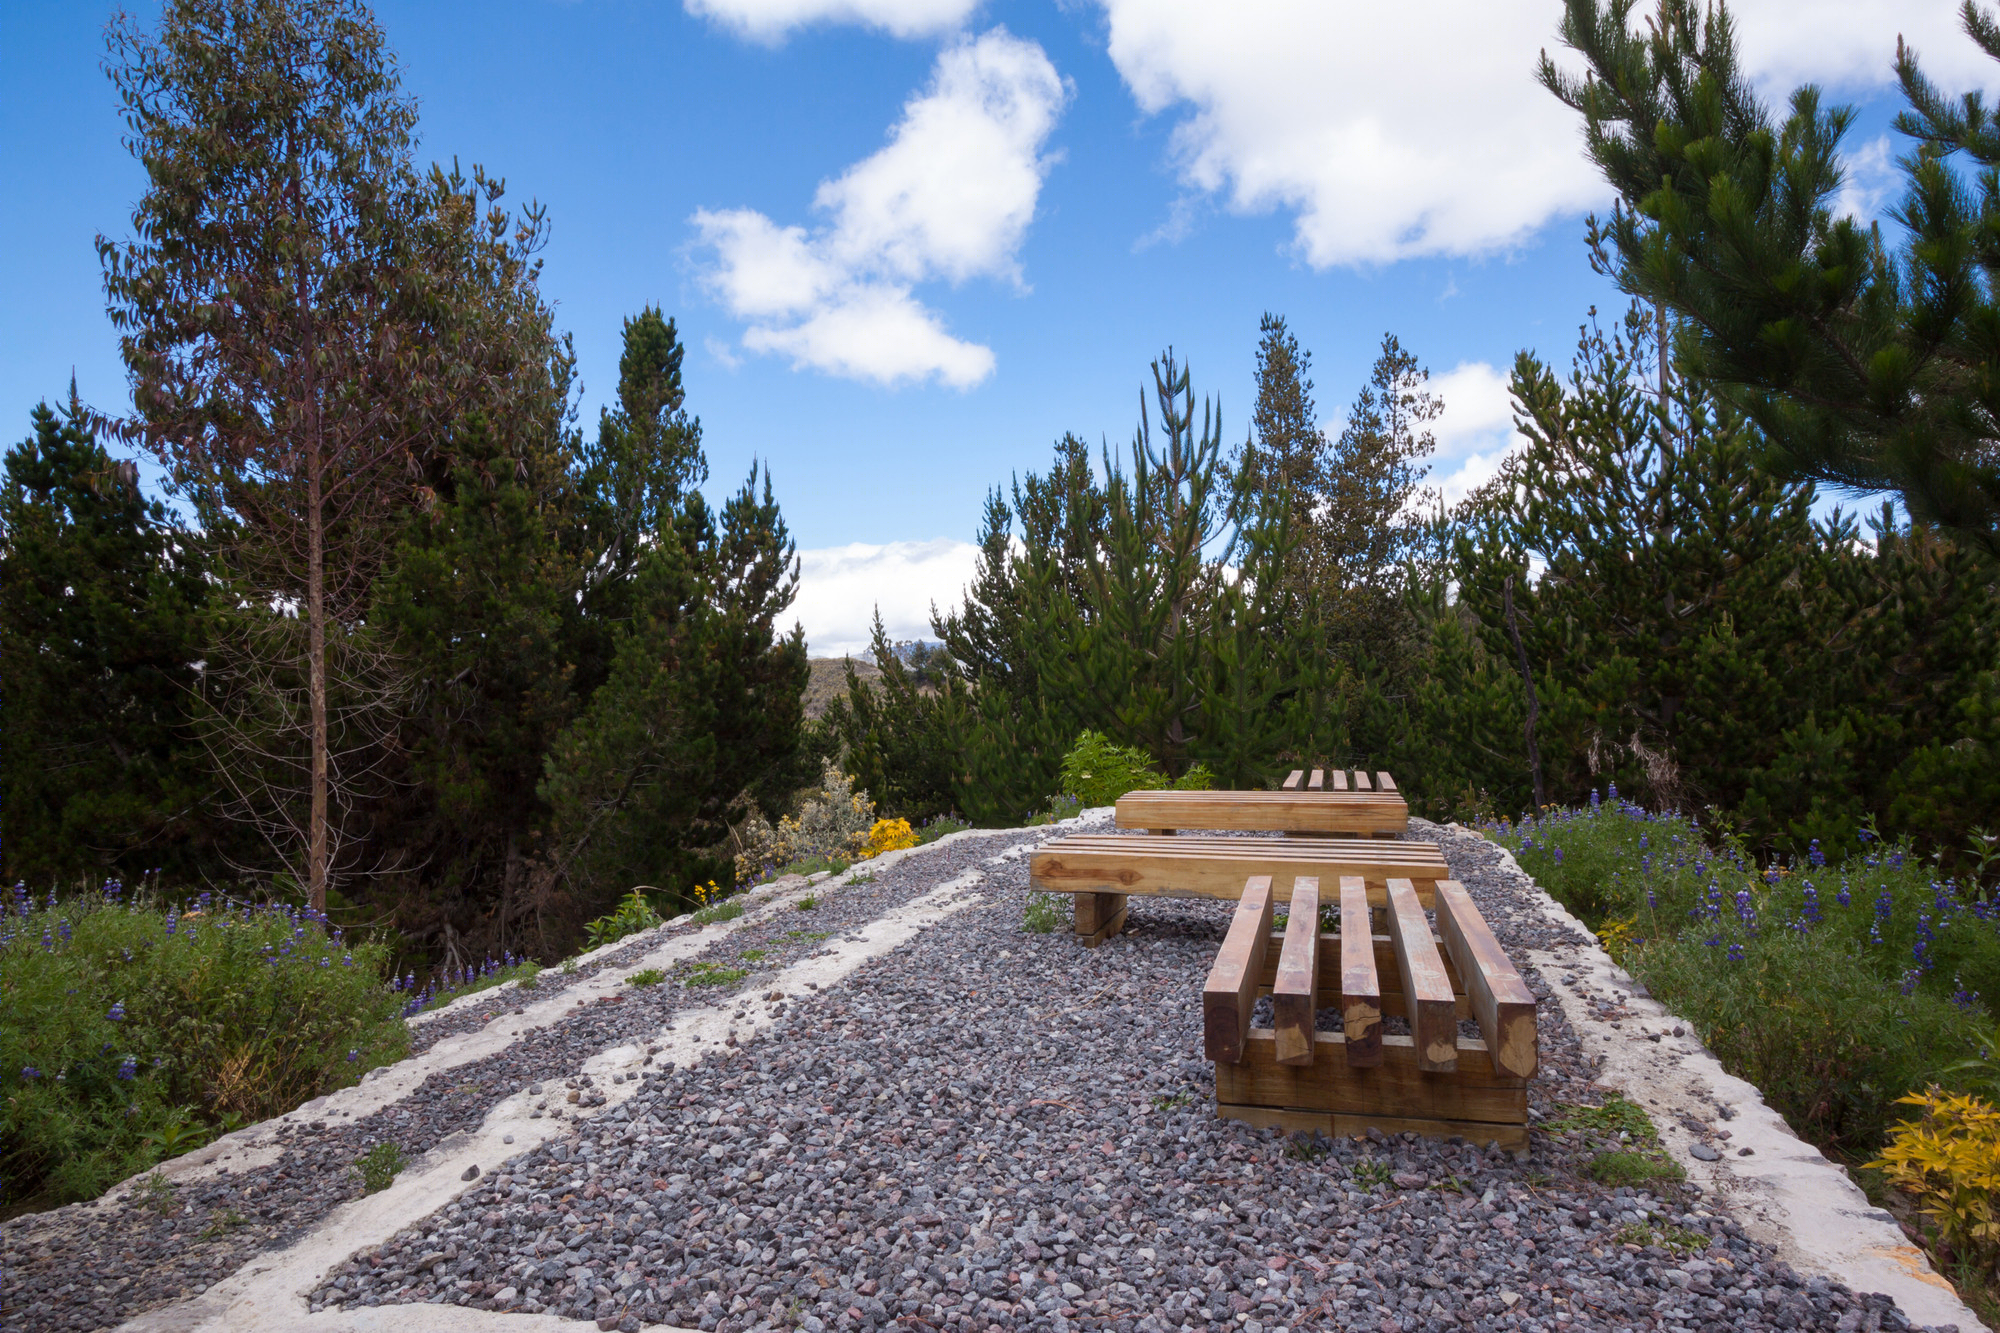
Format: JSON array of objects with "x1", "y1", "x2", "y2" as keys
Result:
[
  {"x1": 1114, "y1": 790, "x2": 1408, "y2": 837},
  {"x1": 1273, "y1": 878, "x2": 1320, "y2": 1065},
  {"x1": 1376, "y1": 772, "x2": 1398, "y2": 792},
  {"x1": 1352, "y1": 770, "x2": 1372, "y2": 791},
  {"x1": 1073, "y1": 891, "x2": 1127, "y2": 948},
  {"x1": 1338, "y1": 876, "x2": 1382, "y2": 1066},
  {"x1": 1214, "y1": 1029, "x2": 1526, "y2": 1125},
  {"x1": 1307, "y1": 768, "x2": 1325, "y2": 790},
  {"x1": 1281, "y1": 769, "x2": 1304, "y2": 791},
  {"x1": 1214, "y1": 1103, "x2": 1528, "y2": 1156},
  {"x1": 1030, "y1": 836, "x2": 1448, "y2": 907},
  {"x1": 1329, "y1": 769, "x2": 1349, "y2": 791},
  {"x1": 1202, "y1": 877, "x2": 1274, "y2": 1064},
  {"x1": 1386, "y1": 878, "x2": 1458, "y2": 1072},
  {"x1": 1434, "y1": 880, "x2": 1538, "y2": 1078}
]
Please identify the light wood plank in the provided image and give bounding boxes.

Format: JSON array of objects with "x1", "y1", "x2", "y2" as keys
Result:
[
  {"x1": 1030, "y1": 836, "x2": 1448, "y2": 908},
  {"x1": 1073, "y1": 891, "x2": 1126, "y2": 943},
  {"x1": 1215, "y1": 1103, "x2": 1528, "y2": 1155},
  {"x1": 1115, "y1": 790, "x2": 1407, "y2": 836},
  {"x1": 1214, "y1": 1029, "x2": 1526, "y2": 1125},
  {"x1": 1329, "y1": 769, "x2": 1349, "y2": 791},
  {"x1": 1273, "y1": 878, "x2": 1319, "y2": 1065},
  {"x1": 1434, "y1": 880, "x2": 1538, "y2": 1078},
  {"x1": 1338, "y1": 877, "x2": 1382, "y2": 1067},
  {"x1": 1281, "y1": 769, "x2": 1304, "y2": 791},
  {"x1": 1376, "y1": 772, "x2": 1398, "y2": 792},
  {"x1": 1352, "y1": 770, "x2": 1372, "y2": 791},
  {"x1": 1307, "y1": 768, "x2": 1325, "y2": 790},
  {"x1": 1386, "y1": 878, "x2": 1457, "y2": 1072},
  {"x1": 1202, "y1": 877, "x2": 1274, "y2": 1064}
]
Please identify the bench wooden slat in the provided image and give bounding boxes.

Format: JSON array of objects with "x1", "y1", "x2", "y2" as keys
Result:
[
  {"x1": 1215, "y1": 1029, "x2": 1526, "y2": 1126},
  {"x1": 1031, "y1": 835, "x2": 1448, "y2": 907},
  {"x1": 1281, "y1": 769, "x2": 1304, "y2": 791},
  {"x1": 1377, "y1": 772, "x2": 1398, "y2": 792},
  {"x1": 1114, "y1": 790, "x2": 1406, "y2": 836},
  {"x1": 1329, "y1": 769, "x2": 1349, "y2": 791},
  {"x1": 1201, "y1": 877, "x2": 1273, "y2": 1065},
  {"x1": 1307, "y1": 768, "x2": 1325, "y2": 790},
  {"x1": 1386, "y1": 878, "x2": 1457, "y2": 1072},
  {"x1": 1435, "y1": 880, "x2": 1538, "y2": 1078},
  {"x1": 1352, "y1": 770, "x2": 1372, "y2": 791},
  {"x1": 1272, "y1": 877, "x2": 1320, "y2": 1065},
  {"x1": 1338, "y1": 876, "x2": 1382, "y2": 1067},
  {"x1": 1254, "y1": 930, "x2": 1462, "y2": 994}
]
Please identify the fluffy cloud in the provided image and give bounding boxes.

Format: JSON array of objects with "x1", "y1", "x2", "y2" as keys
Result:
[
  {"x1": 1093, "y1": 0, "x2": 1972, "y2": 268},
  {"x1": 693, "y1": 29, "x2": 1066, "y2": 387},
  {"x1": 683, "y1": 0, "x2": 978, "y2": 42},
  {"x1": 1425, "y1": 360, "x2": 1522, "y2": 505},
  {"x1": 792, "y1": 538, "x2": 983, "y2": 656}
]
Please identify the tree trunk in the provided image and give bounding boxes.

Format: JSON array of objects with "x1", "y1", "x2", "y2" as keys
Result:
[{"x1": 307, "y1": 442, "x2": 329, "y2": 915}]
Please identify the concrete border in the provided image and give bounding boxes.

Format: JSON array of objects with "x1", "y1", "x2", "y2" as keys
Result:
[
  {"x1": 116, "y1": 835, "x2": 1050, "y2": 1332},
  {"x1": 1433, "y1": 821, "x2": 1985, "y2": 1332}
]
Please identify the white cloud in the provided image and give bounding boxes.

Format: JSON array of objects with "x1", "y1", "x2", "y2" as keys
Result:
[
  {"x1": 1093, "y1": 0, "x2": 1970, "y2": 268},
  {"x1": 684, "y1": 0, "x2": 978, "y2": 42},
  {"x1": 793, "y1": 538, "x2": 982, "y2": 656},
  {"x1": 1427, "y1": 360, "x2": 1525, "y2": 505},
  {"x1": 693, "y1": 29, "x2": 1066, "y2": 388},
  {"x1": 1833, "y1": 134, "x2": 1898, "y2": 224}
]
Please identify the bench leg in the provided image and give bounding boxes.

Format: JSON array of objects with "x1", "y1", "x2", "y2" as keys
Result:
[{"x1": 1075, "y1": 892, "x2": 1128, "y2": 948}]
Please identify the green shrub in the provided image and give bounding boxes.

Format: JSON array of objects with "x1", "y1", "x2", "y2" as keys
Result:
[
  {"x1": 1059, "y1": 731, "x2": 1166, "y2": 809},
  {"x1": 625, "y1": 968, "x2": 666, "y2": 987},
  {"x1": 1026, "y1": 794, "x2": 1085, "y2": 827},
  {"x1": 0, "y1": 884, "x2": 408, "y2": 1209},
  {"x1": 683, "y1": 962, "x2": 748, "y2": 988},
  {"x1": 1492, "y1": 794, "x2": 1998, "y2": 1151},
  {"x1": 917, "y1": 813, "x2": 973, "y2": 844},
  {"x1": 355, "y1": 1141, "x2": 406, "y2": 1194},
  {"x1": 583, "y1": 888, "x2": 661, "y2": 950},
  {"x1": 691, "y1": 898, "x2": 746, "y2": 926}
]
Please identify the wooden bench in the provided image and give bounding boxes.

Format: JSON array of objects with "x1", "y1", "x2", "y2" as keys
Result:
[
  {"x1": 1028, "y1": 833, "x2": 1451, "y2": 946},
  {"x1": 1115, "y1": 785, "x2": 1408, "y2": 838},
  {"x1": 1204, "y1": 874, "x2": 1537, "y2": 1152},
  {"x1": 1279, "y1": 768, "x2": 1397, "y2": 794}
]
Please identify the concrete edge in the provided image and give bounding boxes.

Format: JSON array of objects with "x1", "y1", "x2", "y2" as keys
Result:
[{"x1": 1430, "y1": 820, "x2": 1986, "y2": 1333}]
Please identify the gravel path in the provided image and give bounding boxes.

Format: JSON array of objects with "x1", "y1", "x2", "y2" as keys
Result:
[{"x1": 1, "y1": 820, "x2": 1953, "y2": 1333}]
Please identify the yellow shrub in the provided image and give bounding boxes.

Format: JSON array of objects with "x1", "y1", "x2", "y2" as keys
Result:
[
  {"x1": 1596, "y1": 916, "x2": 1642, "y2": 964},
  {"x1": 860, "y1": 817, "x2": 919, "y2": 859},
  {"x1": 1868, "y1": 1089, "x2": 2000, "y2": 1273}
]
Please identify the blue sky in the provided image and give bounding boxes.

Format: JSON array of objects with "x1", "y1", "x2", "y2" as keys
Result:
[{"x1": 0, "y1": 0, "x2": 1963, "y2": 653}]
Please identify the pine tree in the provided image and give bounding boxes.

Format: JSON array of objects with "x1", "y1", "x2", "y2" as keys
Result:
[
  {"x1": 0, "y1": 393, "x2": 216, "y2": 883},
  {"x1": 1541, "y1": 0, "x2": 2000, "y2": 559}
]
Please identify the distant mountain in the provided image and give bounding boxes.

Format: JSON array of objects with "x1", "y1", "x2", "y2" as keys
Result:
[{"x1": 804, "y1": 656, "x2": 881, "y2": 719}]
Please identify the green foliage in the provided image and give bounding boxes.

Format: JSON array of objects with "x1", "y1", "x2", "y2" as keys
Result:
[
  {"x1": 1023, "y1": 892, "x2": 1068, "y2": 934},
  {"x1": 691, "y1": 899, "x2": 746, "y2": 926},
  {"x1": 795, "y1": 896, "x2": 819, "y2": 912},
  {"x1": 583, "y1": 889, "x2": 662, "y2": 951},
  {"x1": 916, "y1": 813, "x2": 973, "y2": 844},
  {"x1": 682, "y1": 962, "x2": 747, "y2": 988},
  {"x1": 1616, "y1": 1221, "x2": 1710, "y2": 1253},
  {"x1": 1350, "y1": 1159, "x2": 1395, "y2": 1189},
  {"x1": 1058, "y1": 731, "x2": 1215, "y2": 810},
  {"x1": 1, "y1": 396, "x2": 221, "y2": 886},
  {"x1": 1587, "y1": 1151, "x2": 1686, "y2": 1187},
  {"x1": 1543, "y1": 0, "x2": 2000, "y2": 558},
  {"x1": 0, "y1": 885, "x2": 408, "y2": 1209},
  {"x1": 355, "y1": 1141, "x2": 406, "y2": 1194},
  {"x1": 1497, "y1": 799, "x2": 1997, "y2": 1148},
  {"x1": 822, "y1": 612, "x2": 959, "y2": 821},
  {"x1": 625, "y1": 968, "x2": 666, "y2": 988},
  {"x1": 1026, "y1": 795, "x2": 1086, "y2": 827}
]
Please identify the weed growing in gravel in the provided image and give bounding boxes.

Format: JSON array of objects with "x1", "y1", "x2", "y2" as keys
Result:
[
  {"x1": 134, "y1": 1170, "x2": 176, "y2": 1216},
  {"x1": 1587, "y1": 1150, "x2": 1686, "y2": 1186},
  {"x1": 1282, "y1": 1132, "x2": 1330, "y2": 1161},
  {"x1": 560, "y1": 957, "x2": 578, "y2": 976},
  {"x1": 199, "y1": 1208, "x2": 248, "y2": 1239},
  {"x1": 625, "y1": 969, "x2": 666, "y2": 988},
  {"x1": 785, "y1": 930, "x2": 829, "y2": 942},
  {"x1": 1351, "y1": 1159, "x2": 1395, "y2": 1189},
  {"x1": 795, "y1": 896, "x2": 819, "y2": 912},
  {"x1": 355, "y1": 1142, "x2": 406, "y2": 1194},
  {"x1": 1151, "y1": 1089, "x2": 1196, "y2": 1111},
  {"x1": 691, "y1": 899, "x2": 745, "y2": 926},
  {"x1": 683, "y1": 962, "x2": 748, "y2": 988},
  {"x1": 1616, "y1": 1221, "x2": 1709, "y2": 1252},
  {"x1": 0, "y1": 882, "x2": 408, "y2": 1209},
  {"x1": 1547, "y1": 1094, "x2": 1656, "y2": 1142},
  {"x1": 1023, "y1": 892, "x2": 1067, "y2": 934},
  {"x1": 738, "y1": 949, "x2": 768, "y2": 962}
]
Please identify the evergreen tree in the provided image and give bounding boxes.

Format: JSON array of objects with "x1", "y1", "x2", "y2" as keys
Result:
[
  {"x1": 1541, "y1": 0, "x2": 2000, "y2": 558},
  {"x1": 822, "y1": 611, "x2": 957, "y2": 821},
  {"x1": 0, "y1": 394, "x2": 216, "y2": 883}
]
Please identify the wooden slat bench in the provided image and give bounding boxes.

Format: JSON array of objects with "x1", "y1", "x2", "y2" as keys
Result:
[
  {"x1": 1202, "y1": 875, "x2": 1537, "y2": 1152},
  {"x1": 1115, "y1": 785, "x2": 1408, "y2": 838},
  {"x1": 1280, "y1": 768, "x2": 1396, "y2": 793},
  {"x1": 1028, "y1": 833, "x2": 1450, "y2": 946}
]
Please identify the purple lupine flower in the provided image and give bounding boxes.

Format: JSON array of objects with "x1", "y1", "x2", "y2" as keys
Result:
[
  {"x1": 347, "y1": 1049, "x2": 360, "y2": 1062},
  {"x1": 1553, "y1": 847, "x2": 1565, "y2": 865},
  {"x1": 1837, "y1": 880, "x2": 1851, "y2": 908},
  {"x1": 1800, "y1": 884, "x2": 1822, "y2": 928},
  {"x1": 164, "y1": 909, "x2": 178, "y2": 937},
  {"x1": 107, "y1": 1001, "x2": 125, "y2": 1022},
  {"x1": 21, "y1": 1066, "x2": 41, "y2": 1079},
  {"x1": 116, "y1": 1055, "x2": 137, "y2": 1080},
  {"x1": 1735, "y1": 890, "x2": 1757, "y2": 932},
  {"x1": 1727, "y1": 943, "x2": 1744, "y2": 961}
]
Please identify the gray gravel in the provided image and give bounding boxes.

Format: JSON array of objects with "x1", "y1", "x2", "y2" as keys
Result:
[
  {"x1": 0, "y1": 820, "x2": 1951, "y2": 1333},
  {"x1": 307, "y1": 825, "x2": 1944, "y2": 1333}
]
